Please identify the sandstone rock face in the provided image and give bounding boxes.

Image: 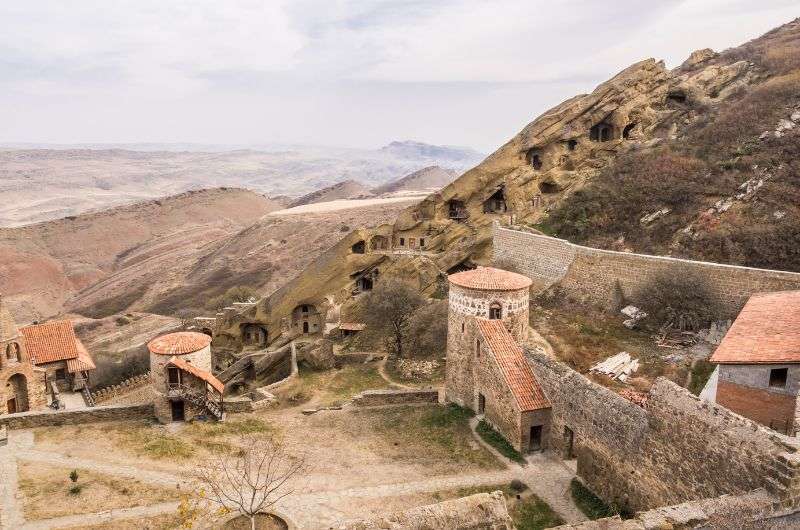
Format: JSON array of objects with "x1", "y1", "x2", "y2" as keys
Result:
[
  {"x1": 300, "y1": 339, "x2": 335, "y2": 370},
  {"x1": 214, "y1": 30, "x2": 766, "y2": 350},
  {"x1": 333, "y1": 491, "x2": 513, "y2": 529}
]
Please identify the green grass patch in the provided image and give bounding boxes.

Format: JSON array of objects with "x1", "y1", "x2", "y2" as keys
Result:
[
  {"x1": 141, "y1": 434, "x2": 195, "y2": 459},
  {"x1": 476, "y1": 420, "x2": 525, "y2": 464},
  {"x1": 421, "y1": 403, "x2": 474, "y2": 428},
  {"x1": 296, "y1": 364, "x2": 389, "y2": 406},
  {"x1": 570, "y1": 479, "x2": 615, "y2": 519},
  {"x1": 688, "y1": 360, "x2": 715, "y2": 395},
  {"x1": 187, "y1": 417, "x2": 273, "y2": 438}
]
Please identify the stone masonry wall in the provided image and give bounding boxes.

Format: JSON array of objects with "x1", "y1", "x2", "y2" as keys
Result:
[
  {"x1": 494, "y1": 226, "x2": 800, "y2": 316},
  {"x1": 525, "y1": 350, "x2": 800, "y2": 512},
  {"x1": 351, "y1": 389, "x2": 440, "y2": 407},
  {"x1": 0, "y1": 403, "x2": 154, "y2": 429}
]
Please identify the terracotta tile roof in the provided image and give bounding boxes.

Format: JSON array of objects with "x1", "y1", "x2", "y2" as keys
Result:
[
  {"x1": 0, "y1": 296, "x2": 20, "y2": 342},
  {"x1": 67, "y1": 339, "x2": 96, "y2": 373},
  {"x1": 340, "y1": 322, "x2": 366, "y2": 331},
  {"x1": 148, "y1": 331, "x2": 212, "y2": 355},
  {"x1": 711, "y1": 291, "x2": 800, "y2": 364},
  {"x1": 167, "y1": 356, "x2": 224, "y2": 394},
  {"x1": 448, "y1": 266, "x2": 532, "y2": 291},
  {"x1": 20, "y1": 320, "x2": 83, "y2": 365},
  {"x1": 476, "y1": 319, "x2": 550, "y2": 411}
]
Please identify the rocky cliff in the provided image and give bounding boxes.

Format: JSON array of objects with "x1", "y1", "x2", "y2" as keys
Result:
[{"x1": 214, "y1": 19, "x2": 800, "y2": 352}]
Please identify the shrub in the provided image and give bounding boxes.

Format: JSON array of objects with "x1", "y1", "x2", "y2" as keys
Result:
[
  {"x1": 68, "y1": 484, "x2": 83, "y2": 495},
  {"x1": 361, "y1": 279, "x2": 425, "y2": 357},
  {"x1": 69, "y1": 469, "x2": 79, "y2": 483},
  {"x1": 634, "y1": 270, "x2": 724, "y2": 331},
  {"x1": 570, "y1": 479, "x2": 615, "y2": 519},
  {"x1": 404, "y1": 301, "x2": 448, "y2": 357},
  {"x1": 689, "y1": 360, "x2": 716, "y2": 395},
  {"x1": 476, "y1": 420, "x2": 525, "y2": 463}
]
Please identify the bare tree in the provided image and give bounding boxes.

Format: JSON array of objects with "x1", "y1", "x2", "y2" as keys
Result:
[
  {"x1": 194, "y1": 436, "x2": 306, "y2": 530},
  {"x1": 362, "y1": 278, "x2": 425, "y2": 357}
]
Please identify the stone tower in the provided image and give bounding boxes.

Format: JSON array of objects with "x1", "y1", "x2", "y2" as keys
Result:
[
  {"x1": 0, "y1": 295, "x2": 47, "y2": 414},
  {"x1": 148, "y1": 331, "x2": 222, "y2": 423},
  {"x1": 445, "y1": 267, "x2": 532, "y2": 409}
]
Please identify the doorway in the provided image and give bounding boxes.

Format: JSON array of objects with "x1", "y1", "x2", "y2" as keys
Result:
[
  {"x1": 563, "y1": 426, "x2": 575, "y2": 459},
  {"x1": 7, "y1": 398, "x2": 17, "y2": 414},
  {"x1": 171, "y1": 400, "x2": 185, "y2": 422},
  {"x1": 168, "y1": 367, "x2": 181, "y2": 388},
  {"x1": 477, "y1": 393, "x2": 486, "y2": 415},
  {"x1": 302, "y1": 321, "x2": 309, "y2": 334},
  {"x1": 529, "y1": 425, "x2": 543, "y2": 452}
]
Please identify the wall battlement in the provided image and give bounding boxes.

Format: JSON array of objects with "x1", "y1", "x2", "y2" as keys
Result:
[{"x1": 493, "y1": 225, "x2": 800, "y2": 315}]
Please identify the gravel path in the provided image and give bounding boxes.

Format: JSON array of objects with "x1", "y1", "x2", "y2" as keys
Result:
[{"x1": 21, "y1": 501, "x2": 180, "y2": 530}]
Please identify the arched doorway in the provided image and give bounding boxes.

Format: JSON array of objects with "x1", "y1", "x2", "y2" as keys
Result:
[
  {"x1": 6, "y1": 373, "x2": 29, "y2": 413},
  {"x1": 292, "y1": 304, "x2": 320, "y2": 335},
  {"x1": 6, "y1": 342, "x2": 20, "y2": 362},
  {"x1": 240, "y1": 324, "x2": 268, "y2": 348}
]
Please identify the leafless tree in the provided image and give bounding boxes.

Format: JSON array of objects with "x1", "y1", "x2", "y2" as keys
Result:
[
  {"x1": 362, "y1": 278, "x2": 425, "y2": 357},
  {"x1": 194, "y1": 436, "x2": 306, "y2": 530}
]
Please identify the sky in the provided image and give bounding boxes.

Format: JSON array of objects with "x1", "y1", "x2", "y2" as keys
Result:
[{"x1": 1, "y1": 0, "x2": 798, "y2": 152}]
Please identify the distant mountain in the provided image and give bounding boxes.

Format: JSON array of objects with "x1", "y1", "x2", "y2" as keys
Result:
[
  {"x1": 380, "y1": 141, "x2": 484, "y2": 164},
  {"x1": 372, "y1": 166, "x2": 459, "y2": 195},
  {"x1": 288, "y1": 180, "x2": 372, "y2": 207},
  {"x1": 0, "y1": 141, "x2": 485, "y2": 227}
]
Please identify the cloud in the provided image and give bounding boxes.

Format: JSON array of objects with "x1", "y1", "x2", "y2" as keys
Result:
[{"x1": 0, "y1": 1, "x2": 797, "y2": 149}]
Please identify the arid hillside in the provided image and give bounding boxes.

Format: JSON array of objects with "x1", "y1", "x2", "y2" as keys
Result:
[
  {"x1": 288, "y1": 180, "x2": 372, "y2": 207},
  {"x1": 0, "y1": 188, "x2": 279, "y2": 322},
  {"x1": 372, "y1": 166, "x2": 458, "y2": 195}
]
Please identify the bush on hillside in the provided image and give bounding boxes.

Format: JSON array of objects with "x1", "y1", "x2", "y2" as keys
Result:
[
  {"x1": 634, "y1": 271, "x2": 723, "y2": 331},
  {"x1": 403, "y1": 301, "x2": 448, "y2": 357}
]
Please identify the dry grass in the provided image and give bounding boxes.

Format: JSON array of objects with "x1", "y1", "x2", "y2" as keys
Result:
[
  {"x1": 275, "y1": 363, "x2": 390, "y2": 407},
  {"x1": 17, "y1": 462, "x2": 179, "y2": 521},
  {"x1": 61, "y1": 513, "x2": 183, "y2": 530}
]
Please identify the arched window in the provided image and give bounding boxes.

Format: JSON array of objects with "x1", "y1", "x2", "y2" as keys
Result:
[
  {"x1": 476, "y1": 339, "x2": 481, "y2": 358},
  {"x1": 6, "y1": 343, "x2": 21, "y2": 362},
  {"x1": 489, "y1": 303, "x2": 502, "y2": 320}
]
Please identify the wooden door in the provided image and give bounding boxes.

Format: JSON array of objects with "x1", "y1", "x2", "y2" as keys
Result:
[
  {"x1": 7, "y1": 398, "x2": 16, "y2": 414},
  {"x1": 171, "y1": 400, "x2": 185, "y2": 421}
]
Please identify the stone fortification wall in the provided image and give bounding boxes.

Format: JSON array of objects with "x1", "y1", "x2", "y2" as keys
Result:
[
  {"x1": 333, "y1": 491, "x2": 513, "y2": 529},
  {"x1": 494, "y1": 226, "x2": 800, "y2": 316},
  {"x1": 525, "y1": 350, "x2": 800, "y2": 512},
  {"x1": 0, "y1": 403, "x2": 153, "y2": 429},
  {"x1": 92, "y1": 372, "x2": 151, "y2": 403},
  {"x1": 351, "y1": 389, "x2": 440, "y2": 407}
]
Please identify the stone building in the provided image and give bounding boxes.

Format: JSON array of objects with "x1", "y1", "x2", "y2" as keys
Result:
[
  {"x1": 710, "y1": 290, "x2": 800, "y2": 434},
  {"x1": 148, "y1": 331, "x2": 224, "y2": 423},
  {"x1": 20, "y1": 319, "x2": 96, "y2": 392},
  {"x1": 445, "y1": 267, "x2": 551, "y2": 452},
  {"x1": 0, "y1": 296, "x2": 48, "y2": 414}
]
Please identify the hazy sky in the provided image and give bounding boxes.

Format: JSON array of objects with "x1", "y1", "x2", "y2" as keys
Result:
[{"x1": 1, "y1": 1, "x2": 797, "y2": 151}]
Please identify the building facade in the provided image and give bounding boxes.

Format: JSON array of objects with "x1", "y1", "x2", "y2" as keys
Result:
[
  {"x1": 445, "y1": 267, "x2": 551, "y2": 452},
  {"x1": 710, "y1": 291, "x2": 800, "y2": 435},
  {"x1": 148, "y1": 331, "x2": 224, "y2": 423},
  {"x1": 20, "y1": 320, "x2": 96, "y2": 392},
  {"x1": 0, "y1": 296, "x2": 48, "y2": 414}
]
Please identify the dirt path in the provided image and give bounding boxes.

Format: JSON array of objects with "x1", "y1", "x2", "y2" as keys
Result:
[
  {"x1": 21, "y1": 501, "x2": 180, "y2": 530},
  {"x1": 0, "y1": 441, "x2": 24, "y2": 529},
  {"x1": 377, "y1": 356, "x2": 418, "y2": 390}
]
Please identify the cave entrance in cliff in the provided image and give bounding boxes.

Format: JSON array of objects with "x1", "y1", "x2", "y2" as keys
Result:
[
  {"x1": 667, "y1": 89, "x2": 687, "y2": 105},
  {"x1": 447, "y1": 199, "x2": 468, "y2": 221},
  {"x1": 370, "y1": 235, "x2": 389, "y2": 251},
  {"x1": 483, "y1": 187, "x2": 507, "y2": 214},
  {"x1": 359, "y1": 276, "x2": 373, "y2": 291},
  {"x1": 200, "y1": 328, "x2": 213, "y2": 337},
  {"x1": 447, "y1": 260, "x2": 476, "y2": 275},
  {"x1": 590, "y1": 122, "x2": 614, "y2": 142},
  {"x1": 240, "y1": 324, "x2": 268, "y2": 348},
  {"x1": 567, "y1": 139, "x2": 578, "y2": 151},
  {"x1": 622, "y1": 122, "x2": 637, "y2": 139},
  {"x1": 538, "y1": 180, "x2": 560, "y2": 194},
  {"x1": 351, "y1": 241, "x2": 366, "y2": 254},
  {"x1": 292, "y1": 304, "x2": 320, "y2": 335},
  {"x1": 526, "y1": 149, "x2": 543, "y2": 170}
]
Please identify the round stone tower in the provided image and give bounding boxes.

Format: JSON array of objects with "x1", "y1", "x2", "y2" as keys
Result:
[
  {"x1": 148, "y1": 331, "x2": 213, "y2": 423},
  {"x1": 445, "y1": 266, "x2": 532, "y2": 408}
]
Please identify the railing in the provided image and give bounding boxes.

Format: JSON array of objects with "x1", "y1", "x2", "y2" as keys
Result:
[
  {"x1": 167, "y1": 383, "x2": 223, "y2": 419},
  {"x1": 81, "y1": 385, "x2": 96, "y2": 407}
]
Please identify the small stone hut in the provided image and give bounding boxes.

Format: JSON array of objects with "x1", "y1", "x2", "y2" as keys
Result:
[
  {"x1": 20, "y1": 319, "x2": 96, "y2": 392},
  {"x1": 445, "y1": 267, "x2": 551, "y2": 452},
  {"x1": 148, "y1": 331, "x2": 224, "y2": 423}
]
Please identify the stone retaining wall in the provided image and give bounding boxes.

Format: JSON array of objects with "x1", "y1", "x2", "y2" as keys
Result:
[
  {"x1": 334, "y1": 352, "x2": 385, "y2": 366},
  {"x1": 494, "y1": 226, "x2": 800, "y2": 316},
  {"x1": 351, "y1": 389, "x2": 440, "y2": 407},
  {"x1": 0, "y1": 404, "x2": 154, "y2": 429},
  {"x1": 525, "y1": 350, "x2": 800, "y2": 512}
]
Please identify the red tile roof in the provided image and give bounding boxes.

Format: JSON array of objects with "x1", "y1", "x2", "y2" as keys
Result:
[
  {"x1": 166, "y1": 356, "x2": 224, "y2": 394},
  {"x1": 148, "y1": 331, "x2": 212, "y2": 355},
  {"x1": 711, "y1": 291, "x2": 800, "y2": 364},
  {"x1": 448, "y1": 267, "x2": 532, "y2": 291},
  {"x1": 476, "y1": 319, "x2": 550, "y2": 411},
  {"x1": 20, "y1": 320, "x2": 94, "y2": 369},
  {"x1": 67, "y1": 340, "x2": 97, "y2": 373}
]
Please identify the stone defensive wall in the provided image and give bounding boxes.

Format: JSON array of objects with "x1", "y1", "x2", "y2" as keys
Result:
[
  {"x1": 0, "y1": 403, "x2": 154, "y2": 429},
  {"x1": 525, "y1": 350, "x2": 800, "y2": 513},
  {"x1": 493, "y1": 225, "x2": 800, "y2": 316}
]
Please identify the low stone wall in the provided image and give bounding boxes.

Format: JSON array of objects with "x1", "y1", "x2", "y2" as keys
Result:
[
  {"x1": 351, "y1": 389, "x2": 440, "y2": 407},
  {"x1": 334, "y1": 352, "x2": 385, "y2": 366},
  {"x1": 553, "y1": 488, "x2": 800, "y2": 529},
  {"x1": 0, "y1": 404, "x2": 154, "y2": 429},
  {"x1": 332, "y1": 491, "x2": 513, "y2": 529},
  {"x1": 494, "y1": 226, "x2": 800, "y2": 316},
  {"x1": 525, "y1": 350, "x2": 800, "y2": 512},
  {"x1": 92, "y1": 372, "x2": 151, "y2": 403},
  {"x1": 223, "y1": 396, "x2": 254, "y2": 413}
]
